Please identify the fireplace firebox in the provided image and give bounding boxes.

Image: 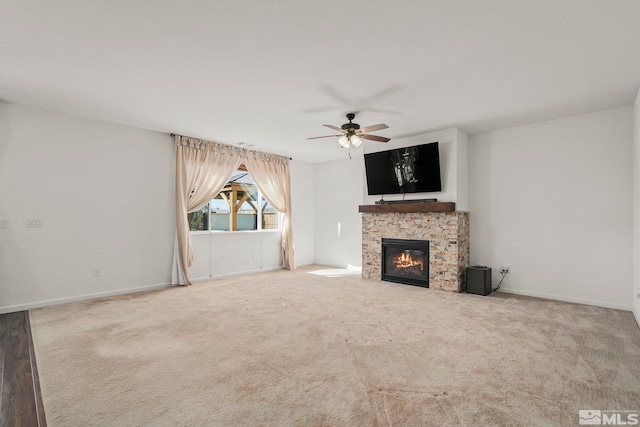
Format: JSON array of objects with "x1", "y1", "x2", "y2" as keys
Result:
[{"x1": 381, "y1": 238, "x2": 429, "y2": 288}]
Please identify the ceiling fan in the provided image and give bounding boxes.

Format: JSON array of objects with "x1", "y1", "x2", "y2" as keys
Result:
[{"x1": 307, "y1": 113, "x2": 390, "y2": 148}]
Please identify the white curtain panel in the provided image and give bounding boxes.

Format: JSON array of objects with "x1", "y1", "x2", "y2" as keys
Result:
[
  {"x1": 173, "y1": 135, "x2": 242, "y2": 285},
  {"x1": 244, "y1": 152, "x2": 296, "y2": 271}
]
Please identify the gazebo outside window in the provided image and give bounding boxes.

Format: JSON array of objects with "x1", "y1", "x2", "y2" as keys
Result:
[{"x1": 188, "y1": 169, "x2": 279, "y2": 232}]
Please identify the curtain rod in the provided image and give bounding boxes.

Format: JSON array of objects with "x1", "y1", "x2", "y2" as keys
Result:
[{"x1": 170, "y1": 133, "x2": 292, "y2": 160}]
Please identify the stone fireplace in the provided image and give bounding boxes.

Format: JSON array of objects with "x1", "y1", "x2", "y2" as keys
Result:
[{"x1": 360, "y1": 202, "x2": 469, "y2": 292}]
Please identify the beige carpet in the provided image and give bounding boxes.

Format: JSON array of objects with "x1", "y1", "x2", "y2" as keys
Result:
[{"x1": 30, "y1": 266, "x2": 640, "y2": 426}]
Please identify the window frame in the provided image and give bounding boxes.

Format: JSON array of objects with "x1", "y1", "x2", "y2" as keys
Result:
[{"x1": 188, "y1": 167, "x2": 281, "y2": 234}]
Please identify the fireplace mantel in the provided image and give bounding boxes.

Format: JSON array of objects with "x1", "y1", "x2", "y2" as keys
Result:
[{"x1": 358, "y1": 202, "x2": 455, "y2": 214}]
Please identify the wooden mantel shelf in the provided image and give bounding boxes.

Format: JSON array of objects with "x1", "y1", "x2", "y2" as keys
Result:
[{"x1": 359, "y1": 202, "x2": 456, "y2": 213}]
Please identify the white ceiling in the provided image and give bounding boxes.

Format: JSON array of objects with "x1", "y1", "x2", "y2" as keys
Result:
[{"x1": 2, "y1": 0, "x2": 640, "y2": 163}]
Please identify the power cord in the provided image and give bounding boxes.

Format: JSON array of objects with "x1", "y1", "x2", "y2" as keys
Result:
[{"x1": 493, "y1": 270, "x2": 508, "y2": 292}]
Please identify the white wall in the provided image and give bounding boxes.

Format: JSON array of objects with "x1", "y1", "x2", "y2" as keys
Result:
[
  {"x1": 290, "y1": 160, "x2": 316, "y2": 267},
  {"x1": 456, "y1": 129, "x2": 469, "y2": 211},
  {"x1": 469, "y1": 107, "x2": 633, "y2": 310},
  {"x1": 633, "y1": 90, "x2": 640, "y2": 324},
  {"x1": 187, "y1": 231, "x2": 284, "y2": 280},
  {"x1": 314, "y1": 155, "x2": 363, "y2": 268},
  {"x1": 0, "y1": 103, "x2": 175, "y2": 313}
]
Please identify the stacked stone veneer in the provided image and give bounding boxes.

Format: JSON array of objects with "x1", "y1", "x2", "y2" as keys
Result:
[{"x1": 362, "y1": 211, "x2": 470, "y2": 292}]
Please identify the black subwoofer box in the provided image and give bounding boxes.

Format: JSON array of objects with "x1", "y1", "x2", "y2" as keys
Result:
[{"x1": 466, "y1": 266, "x2": 492, "y2": 296}]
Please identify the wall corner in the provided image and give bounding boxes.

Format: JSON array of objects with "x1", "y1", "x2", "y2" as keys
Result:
[
  {"x1": 633, "y1": 88, "x2": 640, "y2": 323},
  {"x1": 455, "y1": 128, "x2": 469, "y2": 211}
]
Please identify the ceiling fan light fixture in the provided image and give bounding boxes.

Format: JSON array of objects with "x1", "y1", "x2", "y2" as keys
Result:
[
  {"x1": 309, "y1": 113, "x2": 389, "y2": 148},
  {"x1": 350, "y1": 134, "x2": 363, "y2": 147},
  {"x1": 338, "y1": 135, "x2": 350, "y2": 148}
]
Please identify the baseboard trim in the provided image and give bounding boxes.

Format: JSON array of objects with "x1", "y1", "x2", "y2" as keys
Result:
[
  {"x1": 496, "y1": 288, "x2": 632, "y2": 311},
  {"x1": 0, "y1": 282, "x2": 172, "y2": 314},
  {"x1": 633, "y1": 306, "x2": 640, "y2": 330},
  {"x1": 187, "y1": 266, "x2": 284, "y2": 283}
]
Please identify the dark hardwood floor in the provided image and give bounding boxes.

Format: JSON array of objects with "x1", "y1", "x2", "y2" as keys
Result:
[{"x1": 0, "y1": 311, "x2": 46, "y2": 426}]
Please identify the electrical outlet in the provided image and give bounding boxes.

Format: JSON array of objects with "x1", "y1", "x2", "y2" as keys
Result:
[
  {"x1": 501, "y1": 265, "x2": 510, "y2": 274},
  {"x1": 0, "y1": 218, "x2": 9, "y2": 228},
  {"x1": 92, "y1": 268, "x2": 101, "y2": 277}
]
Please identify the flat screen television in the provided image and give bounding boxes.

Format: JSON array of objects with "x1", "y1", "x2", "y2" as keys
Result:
[{"x1": 364, "y1": 142, "x2": 442, "y2": 196}]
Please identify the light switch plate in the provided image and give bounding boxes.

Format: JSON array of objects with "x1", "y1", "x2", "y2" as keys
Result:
[
  {"x1": 0, "y1": 218, "x2": 9, "y2": 228},
  {"x1": 25, "y1": 219, "x2": 43, "y2": 228}
]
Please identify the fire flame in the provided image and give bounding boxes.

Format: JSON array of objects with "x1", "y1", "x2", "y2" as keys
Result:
[{"x1": 393, "y1": 252, "x2": 424, "y2": 271}]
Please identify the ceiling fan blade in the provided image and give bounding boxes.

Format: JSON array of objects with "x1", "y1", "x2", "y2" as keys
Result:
[
  {"x1": 360, "y1": 134, "x2": 390, "y2": 143},
  {"x1": 323, "y1": 124, "x2": 344, "y2": 132},
  {"x1": 360, "y1": 123, "x2": 389, "y2": 133},
  {"x1": 358, "y1": 107, "x2": 401, "y2": 115},
  {"x1": 320, "y1": 85, "x2": 351, "y2": 105},
  {"x1": 301, "y1": 106, "x2": 340, "y2": 113},
  {"x1": 307, "y1": 134, "x2": 342, "y2": 140}
]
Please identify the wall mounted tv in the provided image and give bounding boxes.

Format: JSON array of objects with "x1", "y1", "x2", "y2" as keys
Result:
[{"x1": 364, "y1": 142, "x2": 442, "y2": 196}]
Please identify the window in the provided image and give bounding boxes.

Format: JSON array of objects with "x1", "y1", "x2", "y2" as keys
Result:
[{"x1": 188, "y1": 169, "x2": 280, "y2": 232}]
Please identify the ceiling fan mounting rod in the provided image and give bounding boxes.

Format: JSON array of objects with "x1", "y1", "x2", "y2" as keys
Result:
[{"x1": 342, "y1": 112, "x2": 360, "y2": 131}]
